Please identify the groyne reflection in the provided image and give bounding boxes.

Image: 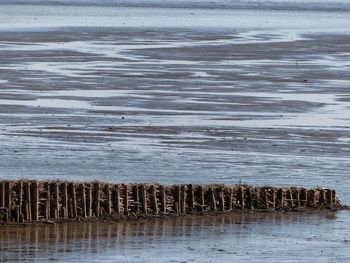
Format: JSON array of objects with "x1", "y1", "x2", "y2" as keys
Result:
[{"x1": 0, "y1": 211, "x2": 336, "y2": 262}]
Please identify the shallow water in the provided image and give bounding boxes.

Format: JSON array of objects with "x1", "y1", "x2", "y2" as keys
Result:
[
  {"x1": 0, "y1": 4, "x2": 350, "y2": 262},
  {"x1": 1, "y1": 212, "x2": 350, "y2": 263}
]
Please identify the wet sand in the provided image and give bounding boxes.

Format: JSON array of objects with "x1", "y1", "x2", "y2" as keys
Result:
[{"x1": 0, "y1": 4, "x2": 350, "y2": 262}]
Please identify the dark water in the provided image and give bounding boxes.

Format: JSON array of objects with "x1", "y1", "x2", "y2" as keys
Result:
[{"x1": 0, "y1": 4, "x2": 349, "y2": 262}]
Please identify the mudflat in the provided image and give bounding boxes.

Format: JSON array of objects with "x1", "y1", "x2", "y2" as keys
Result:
[{"x1": 0, "y1": 4, "x2": 350, "y2": 262}]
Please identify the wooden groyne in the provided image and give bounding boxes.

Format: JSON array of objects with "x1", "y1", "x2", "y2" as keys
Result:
[{"x1": 0, "y1": 180, "x2": 341, "y2": 225}]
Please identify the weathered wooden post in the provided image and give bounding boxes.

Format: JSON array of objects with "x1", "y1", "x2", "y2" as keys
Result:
[
  {"x1": 31, "y1": 181, "x2": 39, "y2": 221},
  {"x1": 188, "y1": 184, "x2": 195, "y2": 211},
  {"x1": 307, "y1": 189, "x2": 316, "y2": 207},
  {"x1": 150, "y1": 185, "x2": 158, "y2": 214},
  {"x1": 114, "y1": 184, "x2": 121, "y2": 215},
  {"x1": 80, "y1": 184, "x2": 87, "y2": 218},
  {"x1": 44, "y1": 182, "x2": 50, "y2": 220},
  {"x1": 226, "y1": 187, "x2": 233, "y2": 211},
  {"x1": 270, "y1": 188, "x2": 276, "y2": 209},
  {"x1": 4, "y1": 181, "x2": 12, "y2": 222},
  {"x1": 295, "y1": 188, "x2": 300, "y2": 208},
  {"x1": 61, "y1": 182, "x2": 68, "y2": 219},
  {"x1": 277, "y1": 188, "x2": 284, "y2": 209},
  {"x1": 132, "y1": 184, "x2": 139, "y2": 214},
  {"x1": 160, "y1": 185, "x2": 166, "y2": 213},
  {"x1": 198, "y1": 185, "x2": 205, "y2": 212},
  {"x1": 255, "y1": 187, "x2": 261, "y2": 209},
  {"x1": 181, "y1": 185, "x2": 186, "y2": 213},
  {"x1": 123, "y1": 184, "x2": 129, "y2": 216},
  {"x1": 0, "y1": 182, "x2": 5, "y2": 208},
  {"x1": 24, "y1": 181, "x2": 32, "y2": 222},
  {"x1": 86, "y1": 183, "x2": 92, "y2": 217},
  {"x1": 93, "y1": 183, "x2": 100, "y2": 217},
  {"x1": 18, "y1": 181, "x2": 23, "y2": 222},
  {"x1": 239, "y1": 186, "x2": 245, "y2": 210},
  {"x1": 51, "y1": 182, "x2": 59, "y2": 219},
  {"x1": 140, "y1": 184, "x2": 147, "y2": 214},
  {"x1": 105, "y1": 184, "x2": 112, "y2": 215},
  {"x1": 245, "y1": 187, "x2": 252, "y2": 210},
  {"x1": 332, "y1": 190, "x2": 336, "y2": 207},
  {"x1": 219, "y1": 187, "x2": 225, "y2": 211},
  {"x1": 210, "y1": 187, "x2": 217, "y2": 211},
  {"x1": 300, "y1": 188, "x2": 307, "y2": 208},
  {"x1": 175, "y1": 185, "x2": 181, "y2": 214},
  {"x1": 69, "y1": 182, "x2": 77, "y2": 218},
  {"x1": 326, "y1": 189, "x2": 333, "y2": 208},
  {"x1": 263, "y1": 188, "x2": 269, "y2": 209}
]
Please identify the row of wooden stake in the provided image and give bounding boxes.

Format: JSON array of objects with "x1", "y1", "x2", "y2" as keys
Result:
[{"x1": 0, "y1": 180, "x2": 339, "y2": 224}]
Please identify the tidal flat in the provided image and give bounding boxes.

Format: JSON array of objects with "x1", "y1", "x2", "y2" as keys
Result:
[{"x1": 0, "y1": 4, "x2": 350, "y2": 262}]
